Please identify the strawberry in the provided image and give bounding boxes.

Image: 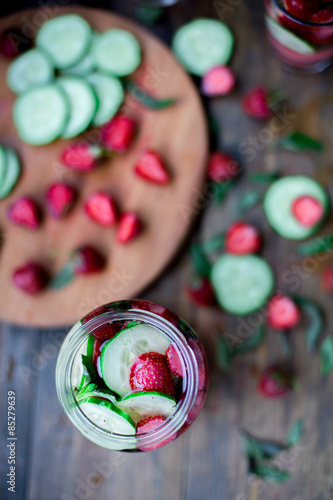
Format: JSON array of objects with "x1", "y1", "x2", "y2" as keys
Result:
[
  {"x1": 61, "y1": 143, "x2": 103, "y2": 172},
  {"x1": 12, "y1": 261, "x2": 49, "y2": 294},
  {"x1": 311, "y1": 7, "x2": 333, "y2": 23},
  {"x1": 267, "y1": 295, "x2": 301, "y2": 330},
  {"x1": 166, "y1": 343, "x2": 183, "y2": 377},
  {"x1": 8, "y1": 197, "x2": 42, "y2": 229},
  {"x1": 201, "y1": 65, "x2": 236, "y2": 97},
  {"x1": 241, "y1": 86, "x2": 273, "y2": 120},
  {"x1": 85, "y1": 192, "x2": 118, "y2": 227},
  {"x1": 321, "y1": 265, "x2": 333, "y2": 293},
  {"x1": 130, "y1": 351, "x2": 175, "y2": 395},
  {"x1": 46, "y1": 183, "x2": 76, "y2": 218},
  {"x1": 284, "y1": 0, "x2": 319, "y2": 20},
  {"x1": 93, "y1": 321, "x2": 124, "y2": 341},
  {"x1": 225, "y1": 221, "x2": 261, "y2": 255},
  {"x1": 258, "y1": 366, "x2": 294, "y2": 398},
  {"x1": 101, "y1": 115, "x2": 136, "y2": 153},
  {"x1": 291, "y1": 195, "x2": 324, "y2": 228},
  {"x1": 92, "y1": 338, "x2": 103, "y2": 368},
  {"x1": 72, "y1": 245, "x2": 106, "y2": 275},
  {"x1": 207, "y1": 152, "x2": 240, "y2": 183},
  {"x1": 186, "y1": 277, "x2": 216, "y2": 306},
  {"x1": 134, "y1": 150, "x2": 170, "y2": 184},
  {"x1": 116, "y1": 212, "x2": 142, "y2": 243},
  {"x1": 0, "y1": 28, "x2": 31, "y2": 59},
  {"x1": 136, "y1": 415, "x2": 176, "y2": 450}
]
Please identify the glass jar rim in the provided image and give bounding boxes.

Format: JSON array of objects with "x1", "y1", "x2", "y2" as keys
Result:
[
  {"x1": 271, "y1": 0, "x2": 333, "y2": 27},
  {"x1": 56, "y1": 303, "x2": 200, "y2": 450}
]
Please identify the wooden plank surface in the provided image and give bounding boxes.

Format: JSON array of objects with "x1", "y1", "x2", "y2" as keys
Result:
[{"x1": 1, "y1": 0, "x2": 333, "y2": 499}]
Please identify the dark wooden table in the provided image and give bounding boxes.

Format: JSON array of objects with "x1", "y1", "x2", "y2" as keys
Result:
[{"x1": 1, "y1": 1, "x2": 333, "y2": 499}]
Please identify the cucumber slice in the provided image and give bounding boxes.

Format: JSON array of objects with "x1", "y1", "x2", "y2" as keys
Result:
[
  {"x1": 172, "y1": 18, "x2": 234, "y2": 76},
  {"x1": 13, "y1": 84, "x2": 69, "y2": 145},
  {"x1": 100, "y1": 324, "x2": 170, "y2": 397},
  {"x1": 266, "y1": 15, "x2": 316, "y2": 55},
  {"x1": 7, "y1": 48, "x2": 54, "y2": 94},
  {"x1": 263, "y1": 176, "x2": 329, "y2": 240},
  {"x1": 93, "y1": 29, "x2": 141, "y2": 76},
  {"x1": 36, "y1": 14, "x2": 93, "y2": 69},
  {"x1": 71, "y1": 336, "x2": 95, "y2": 390},
  {"x1": 116, "y1": 391, "x2": 176, "y2": 422},
  {"x1": 211, "y1": 254, "x2": 274, "y2": 316},
  {"x1": 57, "y1": 76, "x2": 98, "y2": 138},
  {"x1": 64, "y1": 32, "x2": 100, "y2": 77},
  {"x1": 0, "y1": 148, "x2": 21, "y2": 200},
  {"x1": 87, "y1": 72, "x2": 124, "y2": 127},
  {"x1": 79, "y1": 396, "x2": 136, "y2": 435}
]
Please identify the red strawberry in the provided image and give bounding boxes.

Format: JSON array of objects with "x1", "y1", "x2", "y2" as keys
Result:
[
  {"x1": 258, "y1": 366, "x2": 294, "y2": 398},
  {"x1": 12, "y1": 261, "x2": 49, "y2": 294},
  {"x1": 285, "y1": 0, "x2": 319, "y2": 20},
  {"x1": 134, "y1": 150, "x2": 170, "y2": 184},
  {"x1": 267, "y1": 295, "x2": 301, "y2": 330},
  {"x1": 166, "y1": 343, "x2": 183, "y2": 377},
  {"x1": 241, "y1": 86, "x2": 273, "y2": 120},
  {"x1": 225, "y1": 221, "x2": 261, "y2": 255},
  {"x1": 101, "y1": 115, "x2": 136, "y2": 153},
  {"x1": 207, "y1": 152, "x2": 241, "y2": 183},
  {"x1": 321, "y1": 265, "x2": 333, "y2": 293},
  {"x1": 0, "y1": 28, "x2": 31, "y2": 59},
  {"x1": 61, "y1": 143, "x2": 103, "y2": 171},
  {"x1": 116, "y1": 212, "x2": 142, "y2": 243},
  {"x1": 130, "y1": 351, "x2": 175, "y2": 396},
  {"x1": 8, "y1": 197, "x2": 41, "y2": 229},
  {"x1": 136, "y1": 415, "x2": 176, "y2": 450},
  {"x1": 72, "y1": 245, "x2": 105, "y2": 275},
  {"x1": 46, "y1": 183, "x2": 76, "y2": 218},
  {"x1": 201, "y1": 65, "x2": 236, "y2": 97},
  {"x1": 291, "y1": 195, "x2": 324, "y2": 227},
  {"x1": 186, "y1": 277, "x2": 216, "y2": 306},
  {"x1": 93, "y1": 321, "x2": 124, "y2": 341},
  {"x1": 311, "y1": 7, "x2": 333, "y2": 23},
  {"x1": 85, "y1": 192, "x2": 118, "y2": 227}
]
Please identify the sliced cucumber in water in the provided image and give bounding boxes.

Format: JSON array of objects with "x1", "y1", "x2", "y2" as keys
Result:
[
  {"x1": 36, "y1": 14, "x2": 93, "y2": 69},
  {"x1": 79, "y1": 396, "x2": 136, "y2": 435},
  {"x1": 263, "y1": 176, "x2": 329, "y2": 240},
  {"x1": 87, "y1": 72, "x2": 124, "y2": 127},
  {"x1": 100, "y1": 324, "x2": 170, "y2": 397},
  {"x1": 0, "y1": 148, "x2": 21, "y2": 200},
  {"x1": 13, "y1": 84, "x2": 69, "y2": 145},
  {"x1": 57, "y1": 76, "x2": 97, "y2": 138},
  {"x1": 116, "y1": 391, "x2": 176, "y2": 422},
  {"x1": 172, "y1": 18, "x2": 234, "y2": 76},
  {"x1": 266, "y1": 15, "x2": 316, "y2": 55},
  {"x1": 211, "y1": 254, "x2": 274, "y2": 316},
  {"x1": 71, "y1": 336, "x2": 95, "y2": 390},
  {"x1": 7, "y1": 48, "x2": 54, "y2": 94},
  {"x1": 93, "y1": 29, "x2": 141, "y2": 76}
]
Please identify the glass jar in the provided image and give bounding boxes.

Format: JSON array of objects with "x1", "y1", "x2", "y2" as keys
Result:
[{"x1": 55, "y1": 300, "x2": 209, "y2": 451}]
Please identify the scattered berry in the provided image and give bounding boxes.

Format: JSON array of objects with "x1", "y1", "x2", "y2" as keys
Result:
[
  {"x1": 85, "y1": 192, "x2": 118, "y2": 227},
  {"x1": 134, "y1": 150, "x2": 170, "y2": 184},
  {"x1": 225, "y1": 221, "x2": 261, "y2": 255},
  {"x1": 321, "y1": 266, "x2": 333, "y2": 293},
  {"x1": 61, "y1": 143, "x2": 103, "y2": 171},
  {"x1": 166, "y1": 343, "x2": 183, "y2": 377},
  {"x1": 267, "y1": 295, "x2": 301, "y2": 330},
  {"x1": 201, "y1": 65, "x2": 236, "y2": 97},
  {"x1": 284, "y1": 0, "x2": 319, "y2": 20},
  {"x1": 130, "y1": 351, "x2": 175, "y2": 396},
  {"x1": 12, "y1": 261, "x2": 49, "y2": 294},
  {"x1": 116, "y1": 212, "x2": 142, "y2": 243},
  {"x1": 8, "y1": 196, "x2": 41, "y2": 229},
  {"x1": 207, "y1": 152, "x2": 240, "y2": 183},
  {"x1": 101, "y1": 115, "x2": 136, "y2": 153},
  {"x1": 187, "y1": 277, "x2": 216, "y2": 306},
  {"x1": 291, "y1": 195, "x2": 324, "y2": 228},
  {"x1": 72, "y1": 245, "x2": 105, "y2": 275},
  {"x1": 258, "y1": 366, "x2": 294, "y2": 398},
  {"x1": 310, "y1": 7, "x2": 333, "y2": 23},
  {"x1": 46, "y1": 183, "x2": 76, "y2": 218},
  {"x1": 241, "y1": 86, "x2": 273, "y2": 120}
]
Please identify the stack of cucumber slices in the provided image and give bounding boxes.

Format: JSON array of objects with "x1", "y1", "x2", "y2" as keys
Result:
[
  {"x1": 0, "y1": 145, "x2": 21, "y2": 199},
  {"x1": 72, "y1": 322, "x2": 177, "y2": 437},
  {"x1": 7, "y1": 14, "x2": 141, "y2": 145}
]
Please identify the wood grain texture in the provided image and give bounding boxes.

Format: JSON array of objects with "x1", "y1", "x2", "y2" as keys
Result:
[
  {"x1": 1, "y1": 0, "x2": 333, "y2": 499},
  {"x1": 0, "y1": 6, "x2": 208, "y2": 327}
]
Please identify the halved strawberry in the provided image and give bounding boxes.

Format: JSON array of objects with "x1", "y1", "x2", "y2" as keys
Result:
[
  {"x1": 8, "y1": 197, "x2": 42, "y2": 229},
  {"x1": 321, "y1": 266, "x2": 333, "y2": 293},
  {"x1": 311, "y1": 7, "x2": 333, "y2": 23},
  {"x1": 225, "y1": 221, "x2": 261, "y2": 255},
  {"x1": 130, "y1": 352, "x2": 175, "y2": 396},
  {"x1": 85, "y1": 192, "x2": 118, "y2": 227},
  {"x1": 166, "y1": 343, "x2": 183, "y2": 377},
  {"x1": 61, "y1": 143, "x2": 103, "y2": 171},
  {"x1": 186, "y1": 277, "x2": 216, "y2": 306},
  {"x1": 201, "y1": 65, "x2": 236, "y2": 97},
  {"x1": 72, "y1": 245, "x2": 106, "y2": 275},
  {"x1": 207, "y1": 152, "x2": 240, "y2": 183},
  {"x1": 116, "y1": 212, "x2": 142, "y2": 244},
  {"x1": 136, "y1": 415, "x2": 176, "y2": 450},
  {"x1": 93, "y1": 321, "x2": 124, "y2": 341},
  {"x1": 291, "y1": 195, "x2": 324, "y2": 228},
  {"x1": 241, "y1": 86, "x2": 273, "y2": 120},
  {"x1": 101, "y1": 115, "x2": 136, "y2": 153},
  {"x1": 12, "y1": 261, "x2": 49, "y2": 294},
  {"x1": 267, "y1": 295, "x2": 301, "y2": 330},
  {"x1": 285, "y1": 0, "x2": 319, "y2": 20},
  {"x1": 134, "y1": 150, "x2": 170, "y2": 184},
  {"x1": 258, "y1": 366, "x2": 294, "y2": 398},
  {"x1": 46, "y1": 183, "x2": 76, "y2": 218}
]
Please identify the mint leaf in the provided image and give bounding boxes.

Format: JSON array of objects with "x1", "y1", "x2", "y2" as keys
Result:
[
  {"x1": 233, "y1": 325, "x2": 265, "y2": 355},
  {"x1": 237, "y1": 190, "x2": 264, "y2": 217},
  {"x1": 274, "y1": 132, "x2": 323, "y2": 152},
  {"x1": 50, "y1": 263, "x2": 74, "y2": 289},
  {"x1": 81, "y1": 355, "x2": 97, "y2": 383},
  {"x1": 135, "y1": 6, "x2": 163, "y2": 25},
  {"x1": 249, "y1": 172, "x2": 280, "y2": 183},
  {"x1": 252, "y1": 464, "x2": 291, "y2": 483},
  {"x1": 242, "y1": 431, "x2": 288, "y2": 460},
  {"x1": 190, "y1": 243, "x2": 212, "y2": 278},
  {"x1": 124, "y1": 79, "x2": 176, "y2": 110},
  {"x1": 76, "y1": 383, "x2": 98, "y2": 402},
  {"x1": 286, "y1": 418, "x2": 304, "y2": 447},
  {"x1": 216, "y1": 335, "x2": 233, "y2": 371},
  {"x1": 202, "y1": 232, "x2": 225, "y2": 254},
  {"x1": 212, "y1": 180, "x2": 235, "y2": 204},
  {"x1": 320, "y1": 336, "x2": 333, "y2": 376},
  {"x1": 298, "y1": 236, "x2": 333, "y2": 256},
  {"x1": 293, "y1": 296, "x2": 324, "y2": 352}
]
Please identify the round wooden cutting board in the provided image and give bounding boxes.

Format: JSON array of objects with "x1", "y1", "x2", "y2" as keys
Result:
[{"x1": 0, "y1": 6, "x2": 208, "y2": 327}]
